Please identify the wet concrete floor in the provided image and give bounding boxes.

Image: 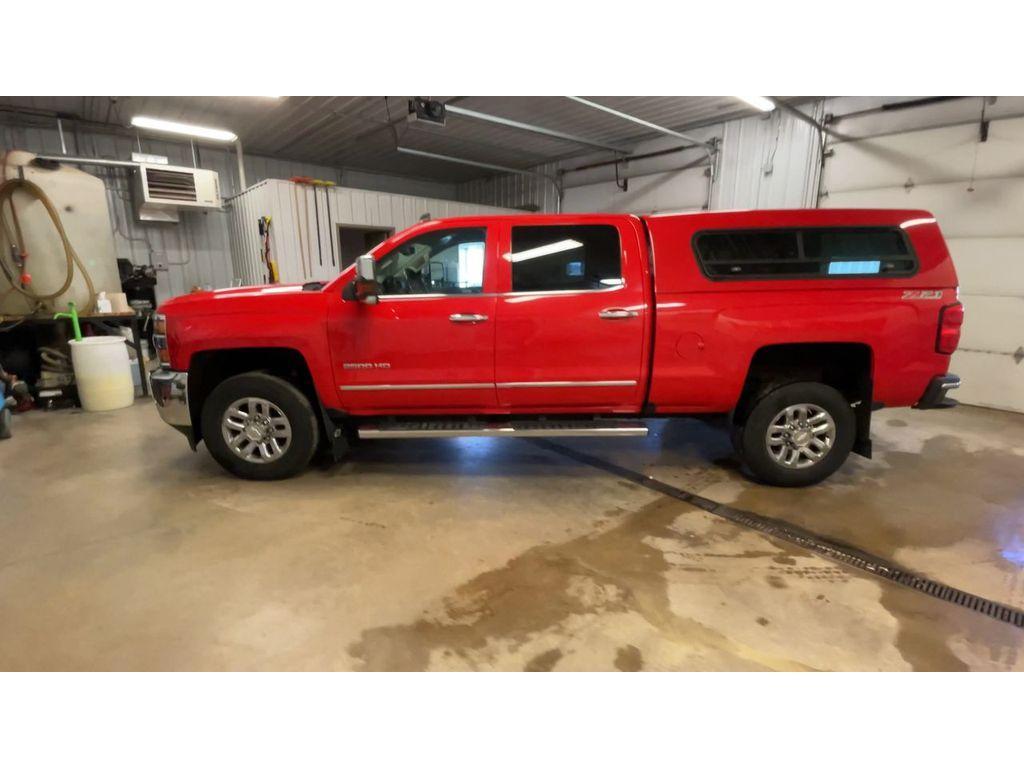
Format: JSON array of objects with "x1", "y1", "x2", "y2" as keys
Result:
[{"x1": 1, "y1": 401, "x2": 1021, "y2": 670}]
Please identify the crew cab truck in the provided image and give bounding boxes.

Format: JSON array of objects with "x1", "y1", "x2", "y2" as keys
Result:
[{"x1": 150, "y1": 209, "x2": 962, "y2": 486}]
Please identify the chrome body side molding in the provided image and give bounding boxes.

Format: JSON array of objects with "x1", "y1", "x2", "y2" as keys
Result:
[
  {"x1": 341, "y1": 380, "x2": 637, "y2": 391},
  {"x1": 340, "y1": 382, "x2": 493, "y2": 391},
  {"x1": 496, "y1": 380, "x2": 636, "y2": 389}
]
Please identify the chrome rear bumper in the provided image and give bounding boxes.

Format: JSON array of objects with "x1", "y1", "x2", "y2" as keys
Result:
[{"x1": 151, "y1": 369, "x2": 191, "y2": 427}]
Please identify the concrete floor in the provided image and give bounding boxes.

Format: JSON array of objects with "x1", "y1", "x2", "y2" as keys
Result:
[{"x1": 1, "y1": 400, "x2": 1022, "y2": 671}]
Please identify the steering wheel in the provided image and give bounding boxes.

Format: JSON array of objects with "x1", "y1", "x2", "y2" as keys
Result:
[{"x1": 404, "y1": 267, "x2": 426, "y2": 294}]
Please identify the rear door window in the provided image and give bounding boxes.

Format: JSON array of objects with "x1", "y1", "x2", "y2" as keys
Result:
[{"x1": 509, "y1": 224, "x2": 622, "y2": 291}]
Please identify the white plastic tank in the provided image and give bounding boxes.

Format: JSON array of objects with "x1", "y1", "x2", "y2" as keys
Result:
[
  {"x1": 0, "y1": 150, "x2": 121, "y2": 315},
  {"x1": 69, "y1": 337, "x2": 134, "y2": 411}
]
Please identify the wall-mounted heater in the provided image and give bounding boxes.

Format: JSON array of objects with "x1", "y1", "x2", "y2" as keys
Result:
[{"x1": 133, "y1": 164, "x2": 221, "y2": 222}]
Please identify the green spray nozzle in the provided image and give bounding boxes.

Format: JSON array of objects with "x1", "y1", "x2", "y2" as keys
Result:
[{"x1": 54, "y1": 301, "x2": 82, "y2": 341}]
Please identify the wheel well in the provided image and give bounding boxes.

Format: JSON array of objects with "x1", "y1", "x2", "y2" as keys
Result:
[
  {"x1": 188, "y1": 348, "x2": 321, "y2": 445},
  {"x1": 734, "y1": 343, "x2": 874, "y2": 457}
]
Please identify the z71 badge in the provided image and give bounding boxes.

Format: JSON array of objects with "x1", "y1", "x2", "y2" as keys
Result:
[{"x1": 901, "y1": 290, "x2": 943, "y2": 300}]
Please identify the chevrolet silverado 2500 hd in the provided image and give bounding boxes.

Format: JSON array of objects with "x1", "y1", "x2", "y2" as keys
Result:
[{"x1": 150, "y1": 209, "x2": 962, "y2": 485}]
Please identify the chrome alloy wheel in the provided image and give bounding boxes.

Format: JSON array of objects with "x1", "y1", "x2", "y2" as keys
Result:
[
  {"x1": 765, "y1": 403, "x2": 836, "y2": 469},
  {"x1": 221, "y1": 397, "x2": 292, "y2": 464}
]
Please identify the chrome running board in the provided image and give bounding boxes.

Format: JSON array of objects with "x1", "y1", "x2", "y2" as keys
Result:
[{"x1": 357, "y1": 420, "x2": 648, "y2": 439}]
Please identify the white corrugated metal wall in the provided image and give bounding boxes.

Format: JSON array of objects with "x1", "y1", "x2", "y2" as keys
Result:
[
  {"x1": 456, "y1": 161, "x2": 563, "y2": 213},
  {"x1": 560, "y1": 129, "x2": 719, "y2": 214},
  {"x1": 0, "y1": 122, "x2": 458, "y2": 304},
  {"x1": 715, "y1": 102, "x2": 824, "y2": 210},
  {"x1": 227, "y1": 180, "x2": 518, "y2": 286}
]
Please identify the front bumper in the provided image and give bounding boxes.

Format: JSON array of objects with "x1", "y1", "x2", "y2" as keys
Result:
[
  {"x1": 914, "y1": 374, "x2": 960, "y2": 409},
  {"x1": 151, "y1": 369, "x2": 193, "y2": 439}
]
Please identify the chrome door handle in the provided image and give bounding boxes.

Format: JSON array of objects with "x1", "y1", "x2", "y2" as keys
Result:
[
  {"x1": 449, "y1": 313, "x2": 489, "y2": 323},
  {"x1": 599, "y1": 308, "x2": 638, "y2": 319}
]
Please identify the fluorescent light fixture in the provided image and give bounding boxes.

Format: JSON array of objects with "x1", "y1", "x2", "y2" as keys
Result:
[
  {"x1": 504, "y1": 239, "x2": 583, "y2": 263},
  {"x1": 131, "y1": 116, "x2": 237, "y2": 142},
  {"x1": 736, "y1": 96, "x2": 776, "y2": 112}
]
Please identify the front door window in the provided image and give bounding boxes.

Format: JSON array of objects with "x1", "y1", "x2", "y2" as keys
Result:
[{"x1": 375, "y1": 227, "x2": 486, "y2": 295}]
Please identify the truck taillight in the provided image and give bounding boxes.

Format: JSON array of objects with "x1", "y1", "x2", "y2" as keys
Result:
[{"x1": 937, "y1": 302, "x2": 964, "y2": 354}]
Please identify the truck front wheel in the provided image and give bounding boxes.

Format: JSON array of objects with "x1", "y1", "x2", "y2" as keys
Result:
[
  {"x1": 201, "y1": 372, "x2": 318, "y2": 480},
  {"x1": 739, "y1": 382, "x2": 855, "y2": 487}
]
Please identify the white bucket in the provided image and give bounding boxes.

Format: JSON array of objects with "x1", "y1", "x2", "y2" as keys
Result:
[{"x1": 69, "y1": 337, "x2": 135, "y2": 411}]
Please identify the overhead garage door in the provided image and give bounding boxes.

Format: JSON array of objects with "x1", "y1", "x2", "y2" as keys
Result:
[{"x1": 821, "y1": 116, "x2": 1024, "y2": 413}]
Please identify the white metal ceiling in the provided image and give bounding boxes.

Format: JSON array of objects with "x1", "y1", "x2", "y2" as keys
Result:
[{"x1": 0, "y1": 96, "x2": 810, "y2": 183}]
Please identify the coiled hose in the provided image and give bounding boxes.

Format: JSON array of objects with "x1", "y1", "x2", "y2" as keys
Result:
[
  {"x1": 39, "y1": 346, "x2": 73, "y2": 376},
  {"x1": 0, "y1": 176, "x2": 97, "y2": 315}
]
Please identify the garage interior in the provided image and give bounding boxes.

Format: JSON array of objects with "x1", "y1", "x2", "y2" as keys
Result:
[{"x1": 1, "y1": 96, "x2": 1022, "y2": 671}]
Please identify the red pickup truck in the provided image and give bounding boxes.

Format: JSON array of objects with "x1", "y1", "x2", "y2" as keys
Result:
[{"x1": 151, "y1": 209, "x2": 962, "y2": 486}]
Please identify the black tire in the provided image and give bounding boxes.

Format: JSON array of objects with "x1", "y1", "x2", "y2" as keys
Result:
[
  {"x1": 739, "y1": 382, "x2": 855, "y2": 487},
  {"x1": 729, "y1": 421, "x2": 744, "y2": 458},
  {"x1": 201, "y1": 372, "x2": 318, "y2": 480}
]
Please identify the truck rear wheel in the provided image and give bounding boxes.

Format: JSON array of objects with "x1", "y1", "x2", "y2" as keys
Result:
[
  {"x1": 739, "y1": 382, "x2": 854, "y2": 487},
  {"x1": 201, "y1": 372, "x2": 318, "y2": 480}
]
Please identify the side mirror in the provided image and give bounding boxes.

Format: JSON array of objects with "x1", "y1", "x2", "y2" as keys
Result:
[
  {"x1": 353, "y1": 254, "x2": 379, "y2": 305},
  {"x1": 356, "y1": 254, "x2": 375, "y2": 281}
]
